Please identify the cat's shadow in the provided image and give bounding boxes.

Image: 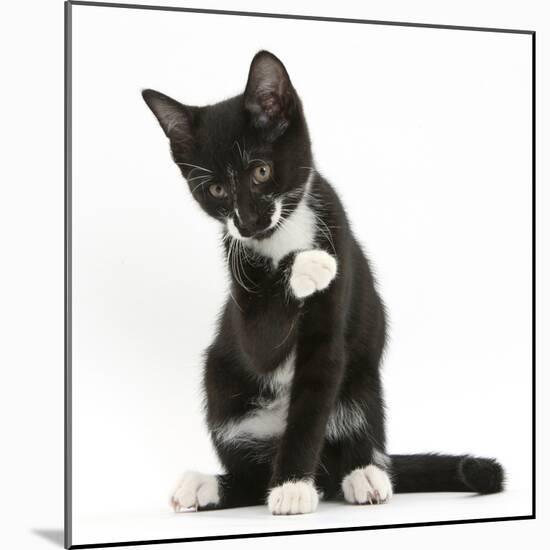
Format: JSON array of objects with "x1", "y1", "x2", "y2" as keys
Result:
[{"x1": 32, "y1": 528, "x2": 64, "y2": 547}]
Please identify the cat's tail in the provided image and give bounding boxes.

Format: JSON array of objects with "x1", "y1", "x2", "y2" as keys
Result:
[{"x1": 389, "y1": 453, "x2": 505, "y2": 494}]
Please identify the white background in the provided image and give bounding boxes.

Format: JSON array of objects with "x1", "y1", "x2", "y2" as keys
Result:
[
  {"x1": 0, "y1": 1, "x2": 548, "y2": 550},
  {"x1": 70, "y1": 3, "x2": 533, "y2": 544}
]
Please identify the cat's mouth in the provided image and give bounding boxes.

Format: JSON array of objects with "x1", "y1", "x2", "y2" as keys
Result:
[
  {"x1": 226, "y1": 218, "x2": 278, "y2": 241},
  {"x1": 226, "y1": 200, "x2": 283, "y2": 241}
]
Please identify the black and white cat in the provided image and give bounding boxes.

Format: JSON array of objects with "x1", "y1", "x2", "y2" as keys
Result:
[{"x1": 143, "y1": 51, "x2": 504, "y2": 515}]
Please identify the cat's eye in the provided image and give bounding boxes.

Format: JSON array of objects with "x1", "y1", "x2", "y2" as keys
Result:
[
  {"x1": 253, "y1": 164, "x2": 272, "y2": 184},
  {"x1": 208, "y1": 183, "x2": 227, "y2": 199}
]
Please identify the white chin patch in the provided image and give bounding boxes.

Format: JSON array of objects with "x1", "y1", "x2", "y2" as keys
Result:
[
  {"x1": 267, "y1": 199, "x2": 283, "y2": 230},
  {"x1": 226, "y1": 217, "x2": 248, "y2": 241},
  {"x1": 342, "y1": 465, "x2": 393, "y2": 505},
  {"x1": 267, "y1": 479, "x2": 319, "y2": 515},
  {"x1": 170, "y1": 471, "x2": 220, "y2": 511},
  {"x1": 227, "y1": 200, "x2": 283, "y2": 242}
]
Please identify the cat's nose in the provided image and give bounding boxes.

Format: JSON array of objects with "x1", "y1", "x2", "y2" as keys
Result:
[
  {"x1": 235, "y1": 220, "x2": 256, "y2": 237},
  {"x1": 234, "y1": 213, "x2": 259, "y2": 237}
]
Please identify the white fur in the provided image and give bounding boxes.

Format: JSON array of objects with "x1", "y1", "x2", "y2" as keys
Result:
[
  {"x1": 225, "y1": 172, "x2": 320, "y2": 266},
  {"x1": 289, "y1": 249, "x2": 338, "y2": 299},
  {"x1": 217, "y1": 395, "x2": 289, "y2": 442},
  {"x1": 268, "y1": 479, "x2": 319, "y2": 515},
  {"x1": 247, "y1": 172, "x2": 316, "y2": 265},
  {"x1": 267, "y1": 198, "x2": 283, "y2": 230},
  {"x1": 342, "y1": 465, "x2": 393, "y2": 505},
  {"x1": 214, "y1": 352, "x2": 295, "y2": 443},
  {"x1": 213, "y1": 350, "x2": 367, "y2": 446},
  {"x1": 225, "y1": 190, "x2": 290, "y2": 245},
  {"x1": 226, "y1": 216, "x2": 250, "y2": 241},
  {"x1": 171, "y1": 471, "x2": 220, "y2": 511},
  {"x1": 227, "y1": 200, "x2": 283, "y2": 241},
  {"x1": 215, "y1": 394, "x2": 369, "y2": 447},
  {"x1": 213, "y1": 355, "x2": 369, "y2": 448},
  {"x1": 325, "y1": 400, "x2": 368, "y2": 442},
  {"x1": 249, "y1": 201, "x2": 316, "y2": 266},
  {"x1": 261, "y1": 349, "x2": 296, "y2": 393}
]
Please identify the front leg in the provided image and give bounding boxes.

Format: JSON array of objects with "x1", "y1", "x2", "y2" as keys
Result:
[
  {"x1": 268, "y1": 338, "x2": 344, "y2": 515},
  {"x1": 289, "y1": 249, "x2": 338, "y2": 299},
  {"x1": 268, "y1": 295, "x2": 345, "y2": 516},
  {"x1": 266, "y1": 250, "x2": 341, "y2": 515}
]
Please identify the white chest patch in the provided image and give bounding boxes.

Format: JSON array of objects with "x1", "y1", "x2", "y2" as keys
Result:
[
  {"x1": 248, "y1": 200, "x2": 316, "y2": 266},
  {"x1": 213, "y1": 351, "x2": 295, "y2": 444},
  {"x1": 261, "y1": 350, "x2": 296, "y2": 393},
  {"x1": 214, "y1": 350, "x2": 369, "y2": 447},
  {"x1": 247, "y1": 173, "x2": 317, "y2": 266}
]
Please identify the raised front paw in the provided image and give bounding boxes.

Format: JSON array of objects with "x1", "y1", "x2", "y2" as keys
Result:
[
  {"x1": 289, "y1": 249, "x2": 338, "y2": 299},
  {"x1": 170, "y1": 471, "x2": 220, "y2": 511},
  {"x1": 342, "y1": 465, "x2": 393, "y2": 505},
  {"x1": 267, "y1": 479, "x2": 320, "y2": 515}
]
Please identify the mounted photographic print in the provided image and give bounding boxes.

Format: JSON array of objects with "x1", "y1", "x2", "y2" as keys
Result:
[{"x1": 65, "y1": 1, "x2": 535, "y2": 548}]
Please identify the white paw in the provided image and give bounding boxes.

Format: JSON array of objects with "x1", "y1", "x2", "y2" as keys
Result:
[
  {"x1": 267, "y1": 479, "x2": 319, "y2": 515},
  {"x1": 342, "y1": 465, "x2": 393, "y2": 505},
  {"x1": 290, "y1": 250, "x2": 337, "y2": 299},
  {"x1": 170, "y1": 471, "x2": 220, "y2": 511}
]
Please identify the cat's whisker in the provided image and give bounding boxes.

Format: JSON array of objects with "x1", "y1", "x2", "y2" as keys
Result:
[
  {"x1": 221, "y1": 233, "x2": 232, "y2": 248},
  {"x1": 276, "y1": 202, "x2": 336, "y2": 255},
  {"x1": 191, "y1": 180, "x2": 212, "y2": 194},
  {"x1": 233, "y1": 140, "x2": 246, "y2": 165},
  {"x1": 240, "y1": 241, "x2": 256, "y2": 269},
  {"x1": 230, "y1": 241, "x2": 240, "y2": 289},
  {"x1": 295, "y1": 189, "x2": 338, "y2": 252},
  {"x1": 236, "y1": 240, "x2": 258, "y2": 291},
  {"x1": 190, "y1": 181, "x2": 212, "y2": 192},
  {"x1": 226, "y1": 237, "x2": 258, "y2": 294},
  {"x1": 311, "y1": 212, "x2": 337, "y2": 253},
  {"x1": 228, "y1": 288, "x2": 243, "y2": 312},
  {"x1": 277, "y1": 215, "x2": 298, "y2": 240},
  {"x1": 273, "y1": 319, "x2": 296, "y2": 350},
  {"x1": 246, "y1": 158, "x2": 268, "y2": 169},
  {"x1": 187, "y1": 174, "x2": 214, "y2": 183},
  {"x1": 232, "y1": 243, "x2": 246, "y2": 293},
  {"x1": 176, "y1": 162, "x2": 213, "y2": 173},
  {"x1": 242, "y1": 138, "x2": 251, "y2": 165}
]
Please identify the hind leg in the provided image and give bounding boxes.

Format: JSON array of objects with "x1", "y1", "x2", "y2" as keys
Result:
[
  {"x1": 171, "y1": 451, "x2": 271, "y2": 511},
  {"x1": 171, "y1": 446, "x2": 271, "y2": 512},
  {"x1": 171, "y1": 468, "x2": 270, "y2": 511}
]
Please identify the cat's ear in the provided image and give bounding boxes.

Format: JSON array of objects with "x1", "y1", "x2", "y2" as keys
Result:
[
  {"x1": 142, "y1": 89, "x2": 195, "y2": 153},
  {"x1": 244, "y1": 51, "x2": 296, "y2": 141}
]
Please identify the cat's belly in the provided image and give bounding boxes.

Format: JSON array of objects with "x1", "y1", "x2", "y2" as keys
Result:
[{"x1": 212, "y1": 352, "x2": 368, "y2": 445}]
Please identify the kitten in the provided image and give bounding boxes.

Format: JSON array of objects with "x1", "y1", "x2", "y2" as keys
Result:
[{"x1": 143, "y1": 51, "x2": 504, "y2": 515}]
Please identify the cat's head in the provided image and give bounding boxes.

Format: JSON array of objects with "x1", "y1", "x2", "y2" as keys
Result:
[{"x1": 142, "y1": 51, "x2": 313, "y2": 241}]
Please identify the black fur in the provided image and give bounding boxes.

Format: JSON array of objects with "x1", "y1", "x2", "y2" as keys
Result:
[
  {"x1": 143, "y1": 51, "x2": 504, "y2": 510},
  {"x1": 391, "y1": 454, "x2": 504, "y2": 494}
]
